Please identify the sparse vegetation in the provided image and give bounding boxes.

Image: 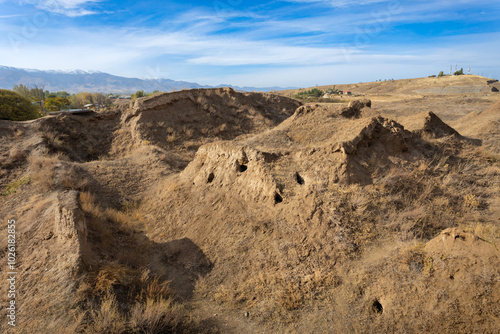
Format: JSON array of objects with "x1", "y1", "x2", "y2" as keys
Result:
[{"x1": 2, "y1": 175, "x2": 31, "y2": 196}]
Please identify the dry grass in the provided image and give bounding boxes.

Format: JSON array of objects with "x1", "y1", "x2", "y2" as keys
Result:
[
  {"x1": 93, "y1": 264, "x2": 137, "y2": 295},
  {"x1": 79, "y1": 191, "x2": 142, "y2": 236},
  {"x1": 74, "y1": 191, "x2": 195, "y2": 333},
  {"x1": 85, "y1": 294, "x2": 128, "y2": 334},
  {"x1": 80, "y1": 270, "x2": 188, "y2": 334},
  {"x1": 83, "y1": 294, "x2": 186, "y2": 334},
  {"x1": 459, "y1": 222, "x2": 500, "y2": 249},
  {"x1": 27, "y1": 152, "x2": 60, "y2": 191},
  {"x1": 42, "y1": 129, "x2": 66, "y2": 151},
  {"x1": 474, "y1": 147, "x2": 500, "y2": 163},
  {"x1": 129, "y1": 298, "x2": 182, "y2": 334},
  {"x1": 60, "y1": 165, "x2": 90, "y2": 190},
  {"x1": 8, "y1": 147, "x2": 26, "y2": 164}
]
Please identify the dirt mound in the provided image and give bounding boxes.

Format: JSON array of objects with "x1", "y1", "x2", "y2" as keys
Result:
[
  {"x1": 425, "y1": 227, "x2": 498, "y2": 259},
  {"x1": 120, "y1": 87, "x2": 301, "y2": 153},
  {"x1": 180, "y1": 104, "x2": 420, "y2": 198},
  {"x1": 36, "y1": 112, "x2": 120, "y2": 161},
  {"x1": 140, "y1": 98, "x2": 499, "y2": 333},
  {"x1": 340, "y1": 98, "x2": 373, "y2": 118},
  {"x1": 399, "y1": 111, "x2": 461, "y2": 138}
]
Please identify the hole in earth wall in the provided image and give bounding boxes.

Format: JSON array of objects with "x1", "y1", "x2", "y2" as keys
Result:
[{"x1": 207, "y1": 172, "x2": 215, "y2": 183}]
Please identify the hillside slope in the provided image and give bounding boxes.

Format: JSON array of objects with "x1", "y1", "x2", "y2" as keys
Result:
[
  {"x1": 0, "y1": 89, "x2": 499, "y2": 333},
  {"x1": 280, "y1": 75, "x2": 500, "y2": 97},
  {"x1": 453, "y1": 100, "x2": 500, "y2": 153}
]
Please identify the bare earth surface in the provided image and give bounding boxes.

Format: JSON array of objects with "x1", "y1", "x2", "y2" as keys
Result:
[{"x1": 0, "y1": 78, "x2": 499, "y2": 333}]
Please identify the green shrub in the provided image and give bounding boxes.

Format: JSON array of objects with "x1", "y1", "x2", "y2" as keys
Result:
[
  {"x1": 44, "y1": 97, "x2": 70, "y2": 111},
  {"x1": 0, "y1": 89, "x2": 42, "y2": 121},
  {"x1": 438, "y1": 71, "x2": 444, "y2": 77},
  {"x1": 295, "y1": 88, "x2": 324, "y2": 99},
  {"x1": 132, "y1": 90, "x2": 146, "y2": 100}
]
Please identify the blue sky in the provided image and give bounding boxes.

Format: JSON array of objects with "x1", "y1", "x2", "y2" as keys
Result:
[{"x1": 0, "y1": 0, "x2": 499, "y2": 87}]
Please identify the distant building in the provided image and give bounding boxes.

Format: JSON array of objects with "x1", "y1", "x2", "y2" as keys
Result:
[{"x1": 343, "y1": 91, "x2": 352, "y2": 95}]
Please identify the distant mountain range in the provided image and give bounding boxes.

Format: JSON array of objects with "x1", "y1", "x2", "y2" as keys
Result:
[{"x1": 0, "y1": 65, "x2": 295, "y2": 94}]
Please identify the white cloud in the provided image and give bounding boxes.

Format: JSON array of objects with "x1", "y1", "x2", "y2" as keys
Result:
[
  {"x1": 2, "y1": 20, "x2": 499, "y2": 86},
  {"x1": 2, "y1": 1, "x2": 500, "y2": 86},
  {"x1": 0, "y1": 15, "x2": 23, "y2": 18},
  {"x1": 282, "y1": 0, "x2": 392, "y2": 7},
  {"x1": 19, "y1": 0, "x2": 104, "y2": 17}
]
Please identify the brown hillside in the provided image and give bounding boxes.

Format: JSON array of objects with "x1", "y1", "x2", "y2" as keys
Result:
[
  {"x1": 453, "y1": 100, "x2": 500, "y2": 153},
  {"x1": 281, "y1": 75, "x2": 500, "y2": 97},
  {"x1": 0, "y1": 87, "x2": 499, "y2": 333}
]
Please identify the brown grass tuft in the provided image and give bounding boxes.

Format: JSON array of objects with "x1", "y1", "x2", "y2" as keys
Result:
[
  {"x1": 27, "y1": 152, "x2": 60, "y2": 191},
  {"x1": 60, "y1": 165, "x2": 90, "y2": 190},
  {"x1": 85, "y1": 294, "x2": 127, "y2": 334},
  {"x1": 93, "y1": 263, "x2": 136, "y2": 295},
  {"x1": 8, "y1": 147, "x2": 26, "y2": 164},
  {"x1": 129, "y1": 298, "x2": 181, "y2": 334}
]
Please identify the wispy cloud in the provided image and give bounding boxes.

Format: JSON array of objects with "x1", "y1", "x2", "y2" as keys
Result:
[
  {"x1": 19, "y1": 0, "x2": 105, "y2": 17},
  {"x1": 281, "y1": 0, "x2": 393, "y2": 8},
  {"x1": 1, "y1": 0, "x2": 499, "y2": 86},
  {"x1": 0, "y1": 15, "x2": 23, "y2": 19}
]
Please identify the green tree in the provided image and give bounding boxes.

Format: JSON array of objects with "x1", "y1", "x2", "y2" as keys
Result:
[
  {"x1": 454, "y1": 68, "x2": 464, "y2": 76},
  {"x1": 132, "y1": 90, "x2": 146, "y2": 99},
  {"x1": 93, "y1": 93, "x2": 111, "y2": 109},
  {"x1": 12, "y1": 84, "x2": 45, "y2": 102},
  {"x1": 295, "y1": 88, "x2": 324, "y2": 99},
  {"x1": 0, "y1": 89, "x2": 42, "y2": 121},
  {"x1": 30, "y1": 85, "x2": 45, "y2": 101},
  {"x1": 69, "y1": 92, "x2": 112, "y2": 109},
  {"x1": 438, "y1": 71, "x2": 444, "y2": 77},
  {"x1": 56, "y1": 91, "x2": 70, "y2": 98},
  {"x1": 44, "y1": 97, "x2": 70, "y2": 111},
  {"x1": 12, "y1": 84, "x2": 31, "y2": 100}
]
